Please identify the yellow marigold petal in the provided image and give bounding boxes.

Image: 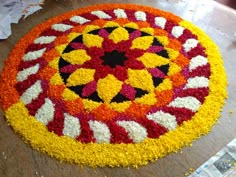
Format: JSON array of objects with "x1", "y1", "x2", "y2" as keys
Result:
[
  {"x1": 48, "y1": 57, "x2": 59, "y2": 69},
  {"x1": 168, "y1": 62, "x2": 182, "y2": 76},
  {"x1": 104, "y1": 21, "x2": 120, "y2": 27},
  {"x1": 61, "y1": 49, "x2": 91, "y2": 65},
  {"x1": 83, "y1": 34, "x2": 104, "y2": 48},
  {"x1": 156, "y1": 36, "x2": 169, "y2": 46},
  {"x1": 55, "y1": 44, "x2": 67, "y2": 54},
  {"x1": 62, "y1": 88, "x2": 79, "y2": 101},
  {"x1": 123, "y1": 22, "x2": 138, "y2": 29},
  {"x1": 140, "y1": 27, "x2": 154, "y2": 35},
  {"x1": 97, "y1": 74, "x2": 122, "y2": 103},
  {"x1": 138, "y1": 53, "x2": 169, "y2": 68},
  {"x1": 166, "y1": 48, "x2": 179, "y2": 59},
  {"x1": 110, "y1": 101, "x2": 131, "y2": 112},
  {"x1": 66, "y1": 68, "x2": 95, "y2": 86},
  {"x1": 109, "y1": 27, "x2": 129, "y2": 43},
  {"x1": 131, "y1": 36, "x2": 154, "y2": 50},
  {"x1": 50, "y1": 73, "x2": 64, "y2": 85},
  {"x1": 135, "y1": 93, "x2": 156, "y2": 105},
  {"x1": 156, "y1": 78, "x2": 172, "y2": 91},
  {"x1": 82, "y1": 99, "x2": 101, "y2": 111},
  {"x1": 68, "y1": 32, "x2": 81, "y2": 41},
  {"x1": 127, "y1": 69, "x2": 154, "y2": 92},
  {"x1": 83, "y1": 25, "x2": 100, "y2": 33}
]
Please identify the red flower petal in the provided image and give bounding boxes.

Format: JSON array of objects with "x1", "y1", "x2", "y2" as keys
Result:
[
  {"x1": 125, "y1": 48, "x2": 145, "y2": 59},
  {"x1": 86, "y1": 47, "x2": 104, "y2": 58},
  {"x1": 82, "y1": 81, "x2": 97, "y2": 97},
  {"x1": 148, "y1": 68, "x2": 165, "y2": 78},
  {"x1": 102, "y1": 38, "x2": 115, "y2": 52},
  {"x1": 147, "y1": 46, "x2": 163, "y2": 53},
  {"x1": 70, "y1": 42, "x2": 86, "y2": 50},
  {"x1": 98, "y1": 29, "x2": 109, "y2": 38},
  {"x1": 115, "y1": 40, "x2": 132, "y2": 52},
  {"x1": 129, "y1": 30, "x2": 141, "y2": 40},
  {"x1": 111, "y1": 66, "x2": 128, "y2": 81},
  {"x1": 60, "y1": 64, "x2": 81, "y2": 73},
  {"x1": 124, "y1": 59, "x2": 145, "y2": 69},
  {"x1": 120, "y1": 83, "x2": 136, "y2": 100}
]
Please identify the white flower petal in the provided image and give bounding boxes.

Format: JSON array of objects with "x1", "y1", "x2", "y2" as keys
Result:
[
  {"x1": 70, "y1": 15, "x2": 90, "y2": 24},
  {"x1": 35, "y1": 98, "x2": 55, "y2": 125},
  {"x1": 134, "y1": 11, "x2": 146, "y2": 21},
  {"x1": 113, "y1": 8, "x2": 127, "y2": 18},
  {"x1": 20, "y1": 80, "x2": 42, "y2": 105},
  {"x1": 189, "y1": 55, "x2": 208, "y2": 71},
  {"x1": 184, "y1": 76, "x2": 209, "y2": 89},
  {"x1": 147, "y1": 111, "x2": 177, "y2": 130},
  {"x1": 117, "y1": 121, "x2": 147, "y2": 143},
  {"x1": 17, "y1": 64, "x2": 40, "y2": 82},
  {"x1": 34, "y1": 36, "x2": 56, "y2": 44},
  {"x1": 171, "y1": 26, "x2": 184, "y2": 38},
  {"x1": 63, "y1": 113, "x2": 81, "y2": 138},
  {"x1": 91, "y1": 10, "x2": 111, "y2": 19},
  {"x1": 154, "y1": 17, "x2": 167, "y2": 29},
  {"x1": 89, "y1": 121, "x2": 111, "y2": 143},
  {"x1": 23, "y1": 48, "x2": 46, "y2": 61},
  {"x1": 183, "y1": 38, "x2": 198, "y2": 52},
  {"x1": 168, "y1": 96, "x2": 201, "y2": 112},
  {"x1": 51, "y1": 24, "x2": 72, "y2": 32}
]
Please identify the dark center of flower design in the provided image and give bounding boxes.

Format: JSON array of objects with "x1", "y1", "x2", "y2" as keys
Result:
[
  {"x1": 100, "y1": 50, "x2": 128, "y2": 68},
  {"x1": 58, "y1": 26, "x2": 171, "y2": 104}
]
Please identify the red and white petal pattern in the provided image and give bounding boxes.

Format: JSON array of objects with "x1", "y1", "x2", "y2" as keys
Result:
[
  {"x1": 0, "y1": 4, "x2": 226, "y2": 167},
  {"x1": 168, "y1": 96, "x2": 201, "y2": 112},
  {"x1": 113, "y1": 8, "x2": 127, "y2": 18},
  {"x1": 185, "y1": 76, "x2": 209, "y2": 89},
  {"x1": 12, "y1": 8, "x2": 213, "y2": 144},
  {"x1": 89, "y1": 120, "x2": 111, "y2": 143},
  {"x1": 134, "y1": 11, "x2": 147, "y2": 21},
  {"x1": 70, "y1": 16, "x2": 91, "y2": 24},
  {"x1": 171, "y1": 26, "x2": 184, "y2": 38},
  {"x1": 91, "y1": 10, "x2": 112, "y2": 19},
  {"x1": 51, "y1": 24, "x2": 73, "y2": 32},
  {"x1": 17, "y1": 64, "x2": 40, "y2": 82},
  {"x1": 34, "y1": 36, "x2": 56, "y2": 44},
  {"x1": 147, "y1": 111, "x2": 177, "y2": 130},
  {"x1": 20, "y1": 80, "x2": 43, "y2": 105},
  {"x1": 183, "y1": 39, "x2": 199, "y2": 52},
  {"x1": 116, "y1": 121, "x2": 148, "y2": 143},
  {"x1": 23, "y1": 48, "x2": 46, "y2": 61},
  {"x1": 35, "y1": 98, "x2": 55, "y2": 125},
  {"x1": 154, "y1": 17, "x2": 167, "y2": 29},
  {"x1": 63, "y1": 113, "x2": 81, "y2": 139},
  {"x1": 189, "y1": 55, "x2": 208, "y2": 71}
]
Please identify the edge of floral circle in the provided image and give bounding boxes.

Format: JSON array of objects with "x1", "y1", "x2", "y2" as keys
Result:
[{"x1": 1, "y1": 4, "x2": 227, "y2": 167}]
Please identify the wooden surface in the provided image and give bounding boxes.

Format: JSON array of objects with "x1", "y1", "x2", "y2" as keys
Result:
[{"x1": 0, "y1": 0, "x2": 236, "y2": 177}]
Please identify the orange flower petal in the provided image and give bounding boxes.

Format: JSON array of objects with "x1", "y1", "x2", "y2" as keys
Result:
[
  {"x1": 124, "y1": 102, "x2": 150, "y2": 119},
  {"x1": 169, "y1": 73, "x2": 187, "y2": 87},
  {"x1": 155, "y1": 89, "x2": 174, "y2": 107},
  {"x1": 167, "y1": 39, "x2": 182, "y2": 51},
  {"x1": 173, "y1": 54, "x2": 190, "y2": 67},
  {"x1": 44, "y1": 49, "x2": 60, "y2": 63},
  {"x1": 64, "y1": 98, "x2": 85, "y2": 116},
  {"x1": 91, "y1": 104, "x2": 118, "y2": 121},
  {"x1": 48, "y1": 84, "x2": 66, "y2": 99},
  {"x1": 39, "y1": 66, "x2": 57, "y2": 80}
]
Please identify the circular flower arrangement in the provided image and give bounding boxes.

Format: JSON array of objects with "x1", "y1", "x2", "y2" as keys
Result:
[{"x1": 0, "y1": 4, "x2": 227, "y2": 167}]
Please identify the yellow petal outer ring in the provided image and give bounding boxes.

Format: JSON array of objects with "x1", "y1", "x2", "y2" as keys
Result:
[{"x1": 1, "y1": 4, "x2": 227, "y2": 167}]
